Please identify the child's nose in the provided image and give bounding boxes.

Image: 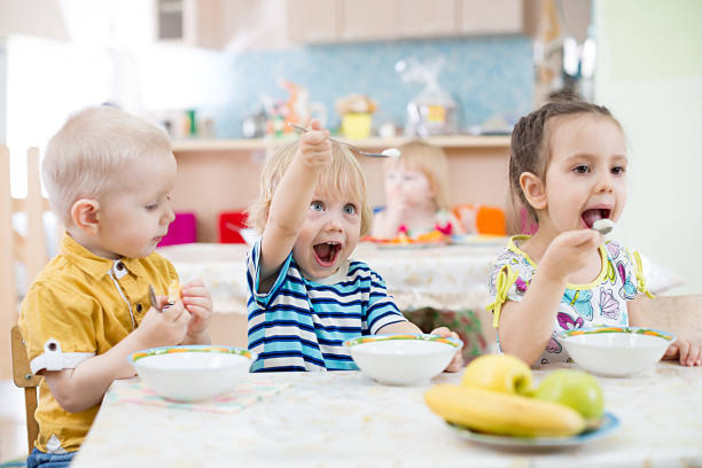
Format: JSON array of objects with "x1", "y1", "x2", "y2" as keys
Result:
[
  {"x1": 324, "y1": 212, "x2": 344, "y2": 232},
  {"x1": 594, "y1": 171, "x2": 615, "y2": 193},
  {"x1": 162, "y1": 205, "x2": 176, "y2": 225}
]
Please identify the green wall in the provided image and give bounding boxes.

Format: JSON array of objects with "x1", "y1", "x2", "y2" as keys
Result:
[{"x1": 596, "y1": 0, "x2": 702, "y2": 294}]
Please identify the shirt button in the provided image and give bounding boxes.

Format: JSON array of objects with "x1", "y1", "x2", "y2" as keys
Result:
[{"x1": 136, "y1": 304, "x2": 143, "y2": 313}]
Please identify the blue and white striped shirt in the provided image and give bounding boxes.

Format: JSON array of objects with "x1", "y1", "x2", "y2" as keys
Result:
[{"x1": 247, "y1": 241, "x2": 407, "y2": 372}]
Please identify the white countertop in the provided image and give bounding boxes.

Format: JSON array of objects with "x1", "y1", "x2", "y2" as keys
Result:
[{"x1": 72, "y1": 361, "x2": 702, "y2": 467}]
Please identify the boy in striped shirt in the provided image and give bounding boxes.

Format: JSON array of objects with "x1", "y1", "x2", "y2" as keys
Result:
[{"x1": 246, "y1": 120, "x2": 462, "y2": 372}]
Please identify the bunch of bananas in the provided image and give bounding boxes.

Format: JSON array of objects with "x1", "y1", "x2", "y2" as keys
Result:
[{"x1": 424, "y1": 354, "x2": 604, "y2": 438}]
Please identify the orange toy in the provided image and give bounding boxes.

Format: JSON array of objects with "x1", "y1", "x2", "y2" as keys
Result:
[{"x1": 453, "y1": 204, "x2": 506, "y2": 236}]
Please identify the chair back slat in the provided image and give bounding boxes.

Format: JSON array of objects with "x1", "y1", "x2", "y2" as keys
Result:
[
  {"x1": 1, "y1": 146, "x2": 16, "y2": 380},
  {"x1": 1, "y1": 144, "x2": 52, "y2": 379},
  {"x1": 25, "y1": 147, "x2": 47, "y2": 287},
  {"x1": 637, "y1": 295, "x2": 702, "y2": 343},
  {"x1": 11, "y1": 325, "x2": 42, "y2": 454}
]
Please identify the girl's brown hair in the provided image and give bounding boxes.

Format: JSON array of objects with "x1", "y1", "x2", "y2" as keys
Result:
[
  {"x1": 248, "y1": 141, "x2": 374, "y2": 236},
  {"x1": 509, "y1": 98, "x2": 620, "y2": 221}
]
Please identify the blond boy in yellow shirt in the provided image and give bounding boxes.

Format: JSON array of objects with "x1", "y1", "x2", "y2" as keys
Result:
[{"x1": 18, "y1": 106, "x2": 213, "y2": 467}]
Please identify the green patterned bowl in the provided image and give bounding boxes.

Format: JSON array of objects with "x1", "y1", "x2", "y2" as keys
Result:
[
  {"x1": 129, "y1": 345, "x2": 255, "y2": 401},
  {"x1": 344, "y1": 334, "x2": 462, "y2": 385},
  {"x1": 557, "y1": 327, "x2": 675, "y2": 377}
]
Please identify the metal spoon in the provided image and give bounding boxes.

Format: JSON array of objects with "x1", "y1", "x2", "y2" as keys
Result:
[
  {"x1": 289, "y1": 124, "x2": 400, "y2": 158},
  {"x1": 148, "y1": 285, "x2": 162, "y2": 313},
  {"x1": 592, "y1": 218, "x2": 615, "y2": 235}
]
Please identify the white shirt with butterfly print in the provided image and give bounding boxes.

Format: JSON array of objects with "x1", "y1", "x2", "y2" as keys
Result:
[{"x1": 488, "y1": 236, "x2": 643, "y2": 365}]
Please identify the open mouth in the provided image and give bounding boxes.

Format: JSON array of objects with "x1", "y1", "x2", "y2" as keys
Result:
[
  {"x1": 581, "y1": 208, "x2": 611, "y2": 229},
  {"x1": 313, "y1": 241, "x2": 342, "y2": 267}
]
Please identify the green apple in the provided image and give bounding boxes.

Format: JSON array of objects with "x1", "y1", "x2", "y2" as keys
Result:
[
  {"x1": 461, "y1": 354, "x2": 533, "y2": 395},
  {"x1": 534, "y1": 369, "x2": 604, "y2": 421}
]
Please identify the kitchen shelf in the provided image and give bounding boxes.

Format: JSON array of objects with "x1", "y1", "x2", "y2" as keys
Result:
[{"x1": 171, "y1": 135, "x2": 511, "y2": 152}]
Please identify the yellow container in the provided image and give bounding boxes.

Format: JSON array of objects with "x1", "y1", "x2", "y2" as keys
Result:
[{"x1": 341, "y1": 113, "x2": 372, "y2": 139}]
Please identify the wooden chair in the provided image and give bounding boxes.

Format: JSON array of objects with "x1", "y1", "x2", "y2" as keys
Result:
[
  {"x1": 1, "y1": 145, "x2": 52, "y2": 380},
  {"x1": 636, "y1": 295, "x2": 702, "y2": 343},
  {"x1": 11, "y1": 324, "x2": 42, "y2": 454}
]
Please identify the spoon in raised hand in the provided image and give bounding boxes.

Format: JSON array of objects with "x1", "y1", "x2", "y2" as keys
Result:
[{"x1": 289, "y1": 123, "x2": 400, "y2": 159}]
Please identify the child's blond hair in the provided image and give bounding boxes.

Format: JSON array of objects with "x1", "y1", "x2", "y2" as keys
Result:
[
  {"x1": 389, "y1": 140, "x2": 451, "y2": 211},
  {"x1": 248, "y1": 141, "x2": 373, "y2": 237},
  {"x1": 42, "y1": 106, "x2": 172, "y2": 227}
]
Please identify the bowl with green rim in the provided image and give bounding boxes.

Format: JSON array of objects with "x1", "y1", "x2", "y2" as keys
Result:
[
  {"x1": 129, "y1": 345, "x2": 255, "y2": 401},
  {"x1": 557, "y1": 327, "x2": 675, "y2": 377},
  {"x1": 344, "y1": 334, "x2": 462, "y2": 385}
]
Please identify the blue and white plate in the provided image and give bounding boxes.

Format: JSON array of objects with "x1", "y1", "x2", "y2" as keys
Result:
[{"x1": 448, "y1": 412, "x2": 620, "y2": 449}]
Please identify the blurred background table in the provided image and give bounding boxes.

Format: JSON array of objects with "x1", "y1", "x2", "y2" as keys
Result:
[{"x1": 157, "y1": 240, "x2": 506, "y2": 353}]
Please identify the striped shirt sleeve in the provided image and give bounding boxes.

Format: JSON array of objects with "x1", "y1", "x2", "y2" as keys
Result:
[{"x1": 361, "y1": 265, "x2": 407, "y2": 334}]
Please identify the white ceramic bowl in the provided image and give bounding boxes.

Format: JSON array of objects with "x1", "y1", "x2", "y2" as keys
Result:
[
  {"x1": 129, "y1": 345, "x2": 255, "y2": 401},
  {"x1": 557, "y1": 327, "x2": 675, "y2": 377},
  {"x1": 344, "y1": 334, "x2": 462, "y2": 385}
]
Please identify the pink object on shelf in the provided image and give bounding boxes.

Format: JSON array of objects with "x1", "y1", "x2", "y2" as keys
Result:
[{"x1": 158, "y1": 212, "x2": 197, "y2": 247}]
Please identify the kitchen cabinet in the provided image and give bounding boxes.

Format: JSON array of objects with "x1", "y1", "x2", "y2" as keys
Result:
[
  {"x1": 156, "y1": 0, "x2": 266, "y2": 50},
  {"x1": 288, "y1": 0, "x2": 529, "y2": 45},
  {"x1": 396, "y1": 0, "x2": 457, "y2": 38},
  {"x1": 170, "y1": 135, "x2": 511, "y2": 242},
  {"x1": 156, "y1": 0, "x2": 226, "y2": 49},
  {"x1": 288, "y1": 0, "x2": 340, "y2": 43},
  {"x1": 459, "y1": 0, "x2": 524, "y2": 35},
  {"x1": 339, "y1": 0, "x2": 395, "y2": 41}
]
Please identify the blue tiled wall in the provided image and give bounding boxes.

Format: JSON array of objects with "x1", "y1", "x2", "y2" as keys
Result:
[{"x1": 215, "y1": 36, "x2": 533, "y2": 138}]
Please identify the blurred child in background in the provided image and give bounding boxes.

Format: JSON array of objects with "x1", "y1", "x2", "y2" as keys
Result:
[{"x1": 372, "y1": 140, "x2": 463, "y2": 239}]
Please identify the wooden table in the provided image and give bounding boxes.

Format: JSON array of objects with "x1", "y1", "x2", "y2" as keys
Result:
[{"x1": 72, "y1": 362, "x2": 702, "y2": 467}]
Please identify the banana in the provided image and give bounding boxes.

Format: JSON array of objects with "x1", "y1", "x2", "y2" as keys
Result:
[{"x1": 425, "y1": 384, "x2": 586, "y2": 438}]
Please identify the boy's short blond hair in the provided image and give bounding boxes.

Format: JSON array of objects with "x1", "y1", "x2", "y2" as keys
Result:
[
  {"x1": 248, "y1": 141, "x2": 374, "y2": 237},
  {"x1": 42, "y1": 106, "x2": 172, "y2": 226},
  {"x1": 389, "y1": 140, "x2": 451, "y2": 211}
]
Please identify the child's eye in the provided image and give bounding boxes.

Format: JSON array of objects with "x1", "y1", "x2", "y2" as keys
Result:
[
  {"x1": 573, "y1": 165, "x2": 590, "y2": 174},
  {"x1": 310, "y1": 201, "x2": 325, "y2": 212},
  {"x1": 343, "y1": 204, "x2": 357, "y2": 215},
  {"x1": 145, "y1": 203, "x2": 159, "y2": 211},
  {"x1": 611, "y1": 165, "x2": 626, "y2": 175}
]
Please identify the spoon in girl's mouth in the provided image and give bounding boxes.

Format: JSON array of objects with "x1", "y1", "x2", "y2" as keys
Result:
[{"x1": 592, "y1": 218, "x2": 615, "y2": 235}]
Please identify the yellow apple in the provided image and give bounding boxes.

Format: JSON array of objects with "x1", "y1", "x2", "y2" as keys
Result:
[
  {"x1": 534, "y1": 369, "x2": 604, "y2": 421},
  {"x1": 461, "y1": 354, "x2": 534, "y2": 395}
]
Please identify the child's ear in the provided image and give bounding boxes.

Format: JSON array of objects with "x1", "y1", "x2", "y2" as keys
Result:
[
  {"x1": 70, "y1": 198, "x2": 100, "y2": 234},
  {"x1": 519, "y1": 172, "x2": 547, "y2": 210}
]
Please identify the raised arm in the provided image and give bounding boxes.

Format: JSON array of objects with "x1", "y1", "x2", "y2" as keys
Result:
[{"x1": 259, "y1": 120, "x2": 332, "y2": 282}]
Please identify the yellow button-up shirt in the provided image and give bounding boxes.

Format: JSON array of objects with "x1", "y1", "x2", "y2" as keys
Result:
[{"x1": 18, "y1": 234, "x2": 178, "y2": 454}]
